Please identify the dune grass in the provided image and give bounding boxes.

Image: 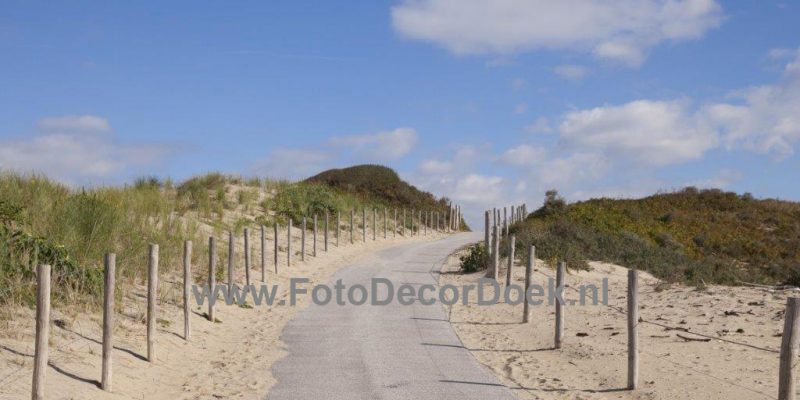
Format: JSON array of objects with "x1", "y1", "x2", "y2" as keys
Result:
[{"x1": 1, "y1": 166, "x2": 456, "y2": 311}]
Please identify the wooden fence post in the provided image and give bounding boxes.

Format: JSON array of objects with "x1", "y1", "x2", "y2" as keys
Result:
[
  {"x1": 523, "y1": 246, "x2": 534, "y2": 323},
  {"x1": 227, "y1": 232, "x2": 234, "y2": 289},
  {"x1": 484, "y1": 211, "x2": 490, "y2": 256},
  {"x1": 384, "y1": 208, "x2": 388, "y2": 239},
  {"x1": 394, "y1": 209, "x2": 398, "y2": 237},
  {"x1": 362, "y1": 208, "x2": 367, "y2": 242},
  {"x1": 101, "y1": 253, "x2": 115, "y2": 391},
  {"x1": 324, "y1": 211, "x2": 329, "y2": 252},
  {"x1": 183, "y1": 240, "x2": 192, "y2": 340},
  {"x1": 492, "y1": 225, "x2": 500, "y2": 280},
  {"x1": 336, "y1": 211, "x2": 340, "y2": 247},
  {"x1": 313, "y1": 214, "x2": 318, "y2": 257},
  {"x1": 554, "y1": 261, "x2": 565, "y2": 349},
  {"x1": 505, "y1": 235, "x2": 515, "y2": 286},
  {"x1": 208, "y1": 237, "x2": 216, "y2": 322},
  {"x1": 778, "y1": 297, "x2": 800, "y2": 400},
  {"x1": 260, "y1": 225, "x2": 266, "y2": 282},
  {"x1": 243, "y1": 229, "x2": 250, "y2": 287},
  {"x1": 627, "y1": 269, "x2": 639, "y2": 390},
  {"x1": 402, "y1": 209, "x2": 406, "y2": 236},
  {"x1": 273, "y1": 223, "x2": 279, "y2": 273},
  {"x1": 32, "y1": 264, "x2": 51, "y2": 400},
  {"x1": 350, "y1": 210, "x2": 354, "y2": 244},
  {"x1": 373, "y1": 208, "x2": 377, "y2": 240},
  {"x1": 147, "y1": 244, "x2": 158, "y2": 362},
  {"x1": 287, "y1": 219, "x2": 292, "y2": 267},
  {"x1": 301, "y1": 218, "x2": 306, "y2": 261}
]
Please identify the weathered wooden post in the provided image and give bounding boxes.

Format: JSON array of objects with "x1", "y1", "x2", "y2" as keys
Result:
[
  {"x1": 505, "y1": 235, "x2": 515, "y2": 286},
  {"x1": 336, "y1": 211, "x2": 341, "y2": 247},
  {"x1": 627, "y1": 269, "x2": 639, "y2": 390},
  {"x1": 273, "y1": 223, "x2": 279, "y2": 273},
  {"x1": 260, "y1": 225, "x2": 266, "y2": 282},
  {"x1": 102, "y1": 253, "x2": 115, "y2": 391},
  {"x1": 523, "y1": 246, "x2": 534, "y2": 323},
  {"x1": 183, "y1": 240, "x2": 192, "y2": 340},
  {"x1": 227, "y1": 232, "x2": 234, "y2": 289},
  {"x1": 394, "y1": 209, "x2": 398, "y2": 237},
  {"x1": 491, "y1": 226, "x2": 500, "y2": 280},
  {"x1": 324, "y1": 211, "x2": 329, "y2": 252},
  {"x1": 32, "y1": 264, "x2": 51, "y2": 400},
  {"x1": 555, "y1": 261, "x2": 566, "y2": 349},
  {"x1": 484, "y1": 211, "x2": 490, "y2": 256},
  {"x1": 779, "y1": 297, "x2": 800, "y2": 400},
  {"x1": 504, "y1": 207, "x2": 508, "y2": 236},
  {"x1": 383, "y1": 208, "x2": 388, "y2": 239},
  {"x1": 147, "y1": 244, "x2": 158, "y2": 362},
  {"x1": 243, "y1": 229, "x2": 250, "y2": 287},
  {"x1": 287, "y1": 219, "x2": 292, "y2": 267},
  {"x1": 208, "y1": 237, "x2": 216, "y2": 322},
  {"x1": 511, "y1": 206, "x2": 515, "y2": 225},
  {"x1": 313, "y1": 214, "x2": 318, "y2": 257},
  {"x1": 350, "y1": 209, "x2": 354, "y2": 244},
  {"x1": 362, "y1": 208, "x2": 367, "y2": 242},
  {"x1": 402, "y1": 209, "x2": 406, "y2": 236},
  {"x1": 411, "y1": 209, "x2": 415, "y2": 236},
  {"x1": 372, "y1": 208, "x2": 377, "y2": 240},
  {"x1": 301, "y1": 218, "x2": 306, "y2": 261}
]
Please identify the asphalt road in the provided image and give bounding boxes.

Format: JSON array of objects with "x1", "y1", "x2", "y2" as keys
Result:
[{"x1": 268, "y1": 232, "x2": 516, "y2": 399}]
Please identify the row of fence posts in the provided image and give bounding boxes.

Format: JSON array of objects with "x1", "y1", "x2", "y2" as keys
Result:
[
  {"x1": 29, "y1": 204, "x2": 464, "y2": 399},
  {"x1": 487, "y1": 203, "x2": 800, "y2": 397}
]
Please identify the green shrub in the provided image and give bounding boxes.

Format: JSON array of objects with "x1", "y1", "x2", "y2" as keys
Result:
[{"x1": 459, "y1": 244, "x2": 488, "y2": 273}]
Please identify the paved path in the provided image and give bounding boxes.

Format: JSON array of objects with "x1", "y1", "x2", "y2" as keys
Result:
[{"x1": 269, "y1": 233, "x2": 516, "y2": 399}]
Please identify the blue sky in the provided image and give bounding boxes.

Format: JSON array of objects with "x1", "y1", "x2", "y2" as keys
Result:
[{"x1": 1, "y1": 1, "x2": 799, "y2": 226}]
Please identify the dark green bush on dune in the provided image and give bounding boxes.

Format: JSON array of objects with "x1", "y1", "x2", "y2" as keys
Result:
[{"x1": 512, "y1": 188, "x2": 800, "y2": 286}]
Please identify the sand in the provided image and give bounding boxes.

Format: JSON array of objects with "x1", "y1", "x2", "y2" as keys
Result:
[
  {"x1": 439, "y1": 248, "x2": 793, "y2": 400},
  {"x1": 0, "y1": 225, "x2": 445, "y2": 399}
]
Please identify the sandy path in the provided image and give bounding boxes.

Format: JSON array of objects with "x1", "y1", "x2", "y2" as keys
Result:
[
  {"x1": 0, "y1": 228, "x2": 445, "y2": 399},
  {"x1": 439, "y1": 246, "x2": 795, "y2": 400},
  {"x1": 269, "y1": 232, "x2": 515, "y2": 400}
]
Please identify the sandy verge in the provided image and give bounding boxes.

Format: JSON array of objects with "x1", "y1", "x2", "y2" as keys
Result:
[
  {"x1": 1, "y1": 228, "x2": 446, "y2": 400},
  {"x1": 439, "y1": 247, "x2": 792, "y2": 400}
]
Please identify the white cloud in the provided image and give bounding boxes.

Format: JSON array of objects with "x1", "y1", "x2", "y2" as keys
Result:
[
  {"x1": 329, "y1": 127, "x2": 418, "y2": 160},
  {"x1": 391, "y1": 0, "x2": 723, "y2": 66},
  {"x1": 688, "y1": 169, "x2": 742, "y2": 189},
  {"x1": 704, "y1": 49, "x2": 800, "y2": 157},
  {"x1": 0, "y1": 116, "x2": 170, "y2": 185},
  {"x1": 499, "y1": 144, "x2": 546, "y2": 167},
  {"x1": 37, "y1": 115, "x2": 111, "y2": 133},
  {"x1": 554, "y1": 64, "x2": 589, "y2": 80},
  {"x1": 559, "y1": 100, "x2": 718, "y2": 166},
  {"x1": 525, "y1": 117, "x2": 553, "y2": 134},
  {"x1": 253, "y1": 148, "x2": 332, "y2": 180},
  {"x1": 768, "y1": 47, "x2": 795, "y2": 60},
  {"x1": 513, "y1": 103, "x2": 528, "y2": 114},
  {"x1": 453, "y1": 174, "x2": 505, "y2": 203},
  {"x1": 419, "y1": 159, "x2": 452, "y2": 174}
]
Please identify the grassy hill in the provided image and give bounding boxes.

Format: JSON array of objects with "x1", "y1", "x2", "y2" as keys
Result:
[
  {"x1": 511, "y1": 188, "x2": 800, "y2": 286},
  {"x1": 0, "y1": 165, "x2": 460, "y2": 309},
  {"x1": 306, "y1": 164, "x2": 467, "y2": 228}
]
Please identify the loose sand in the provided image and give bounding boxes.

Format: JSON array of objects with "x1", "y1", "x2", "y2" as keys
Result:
[
  {"x1": 440, "y1": 247, "x2": 794, "y2": 400},
  {"x1": 0, "y1": 227, "x2": 445, "y2": 399}
]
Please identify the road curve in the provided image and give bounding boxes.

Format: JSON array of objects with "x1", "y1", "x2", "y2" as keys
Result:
[{"x1": 268, "y1": 232, "x2": 516, "y2": 399}]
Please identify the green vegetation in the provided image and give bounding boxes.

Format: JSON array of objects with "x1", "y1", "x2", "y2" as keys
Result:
[
  {"x1": 306, "y1": 164, "x2": 469, "y2": 230},
  {"x1": 1, "y1": 165, "x2": 460, "y2": 310},
  {"x1": 0, "y1": 173, "x2": 189, "y2": 308},
  {"x1": 459, "y1": 243, "x2": 488, "y2": 273},
  {"x1": 511, "y1": 188, "x2": 800, "y2": 286}
]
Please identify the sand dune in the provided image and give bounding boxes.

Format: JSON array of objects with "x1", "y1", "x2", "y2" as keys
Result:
[{"x1": 440, "y1": 249, "x2": 791, "y2": 400}]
